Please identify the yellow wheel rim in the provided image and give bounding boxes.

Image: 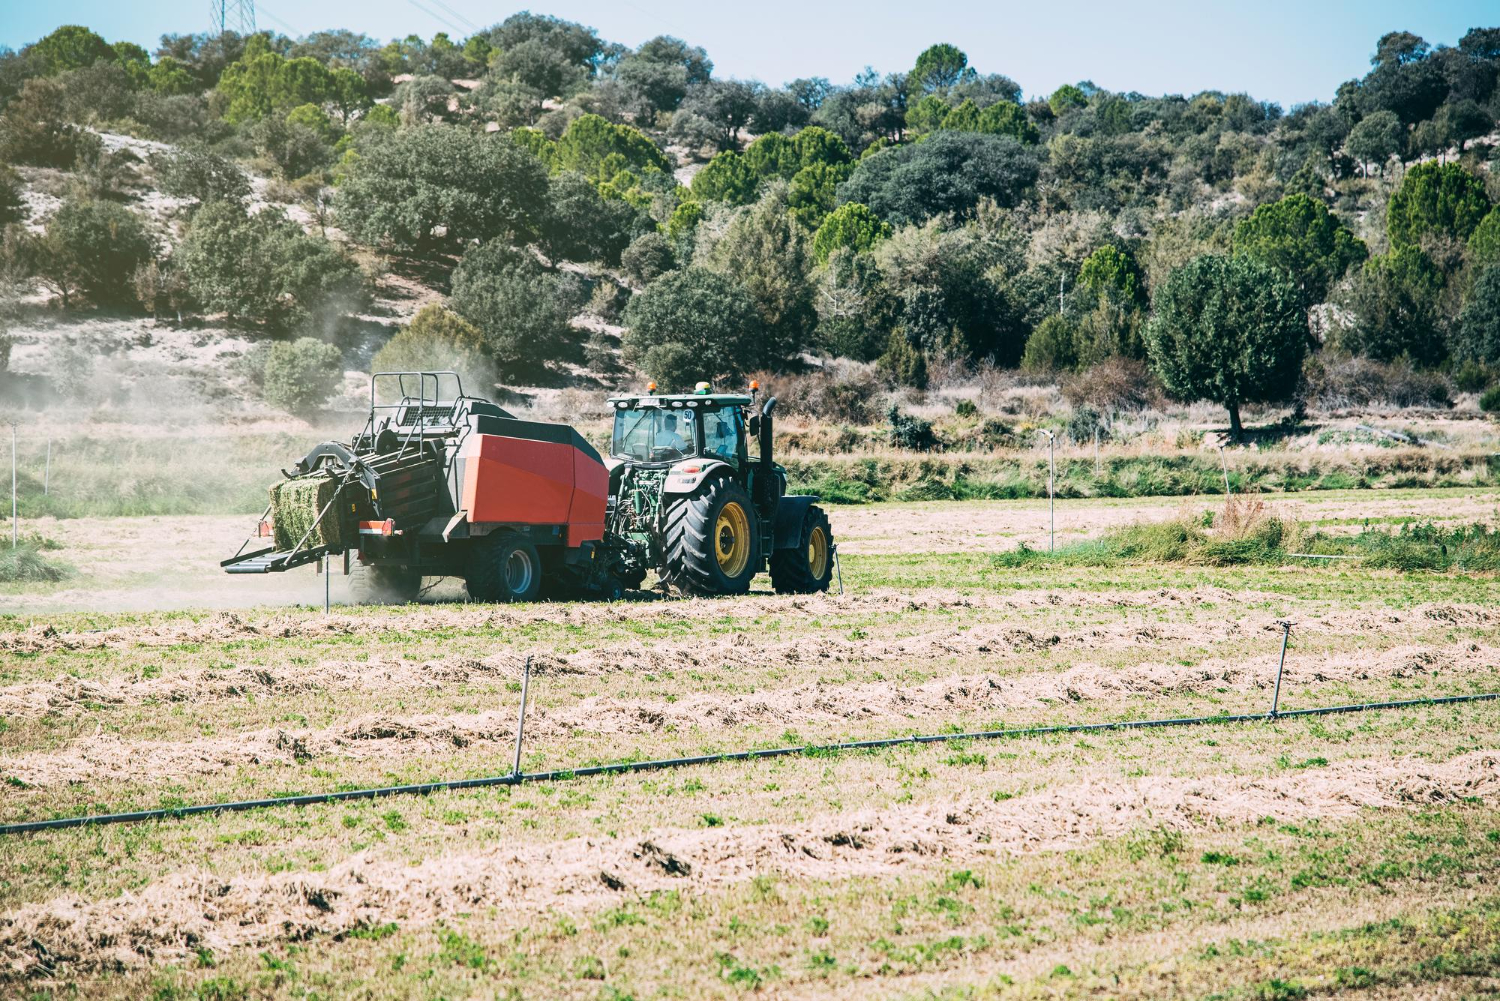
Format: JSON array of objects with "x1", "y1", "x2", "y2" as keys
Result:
[
  {"x1": 808, "y1": 525, "x2": 829, "y2": 580},
  {"x1": 714, "y1": 501, "x2": 751, "y2": 578}
]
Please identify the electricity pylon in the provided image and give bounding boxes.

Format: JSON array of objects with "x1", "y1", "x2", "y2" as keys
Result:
[{"x1": 211, "y1": 0, "x2": 257, "y2": 35}]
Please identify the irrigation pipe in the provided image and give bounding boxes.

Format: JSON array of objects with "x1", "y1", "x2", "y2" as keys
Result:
[{"x1": 2, "y1": 691, "x2": 1496, "y2": 837}]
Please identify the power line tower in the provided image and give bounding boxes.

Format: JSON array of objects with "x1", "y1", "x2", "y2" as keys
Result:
[{"x1": 211, "y1": 0, "x2": 257, "y2": 36}]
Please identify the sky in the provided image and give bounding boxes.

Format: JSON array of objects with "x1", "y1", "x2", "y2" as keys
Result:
[{"x1": 2, "y1": 0, "x2": 1496, "y2": 107}]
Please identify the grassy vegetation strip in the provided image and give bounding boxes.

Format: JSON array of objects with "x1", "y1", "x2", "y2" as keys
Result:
[
  {"x1": 997, "y1": 501, "x2": 1500, "y2": 572},
  {"x1": 786, "y1": 450, "x2": 1500, "y2": 504},
  {"x1": 9, "y1": 434, "x2": 304, "y2": 519},
  {"x1": 2, "y1": 743, "x2": 1495, "y2": 979},
  {"x1": 9, "y1": 433, "x2": 1498, "y2": 518}
]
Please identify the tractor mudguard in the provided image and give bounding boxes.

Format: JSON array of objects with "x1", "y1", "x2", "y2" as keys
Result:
[
  {"x1": 663, "y1": 458, "x2": 731, "y2": 494},
  {"x1": 772, "y1": 495, "x2": 820, "y2": 549}
]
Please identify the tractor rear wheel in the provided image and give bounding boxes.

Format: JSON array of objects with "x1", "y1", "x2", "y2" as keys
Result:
[
  {"x1": 466, "y1": 533, "x2": 543, "y2": 603},
  {"x1": 348, "y1": 561, "x2": 423, "y2": 605},
  {"x1": 662, "y1": 477, "x2": 760, "y2": 596},
  {"x1": 770, "y1": 505, "x2": 834, "y2": 594}
]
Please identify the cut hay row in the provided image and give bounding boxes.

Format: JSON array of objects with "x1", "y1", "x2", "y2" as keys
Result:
[
  {"x1": 4, "y1": 640, "x2": 1496, "y2": 792},
  {"x1": 2, "y1": 600, "x2": 1492, "y2": 721},
  {"x1": 3, "y1": 746, "x2": 1495, "y2": 978}
]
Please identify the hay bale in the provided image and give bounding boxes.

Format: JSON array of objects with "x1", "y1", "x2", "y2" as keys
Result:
[{"x1": 269, "y1": 475, "x2": 350, "y2": 552}]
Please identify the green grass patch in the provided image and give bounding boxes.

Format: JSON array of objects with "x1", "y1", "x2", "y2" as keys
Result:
[
  {"x1": 994, "y1": 508, "x2": 1500, "y2": 575},
  {"x1": 0, "y1": 540, "x2": 74, "y2": 583}
]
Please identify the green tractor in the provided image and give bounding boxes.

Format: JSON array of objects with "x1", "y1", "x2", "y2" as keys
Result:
[{"x1": 606, "y1": 384, "x2": 835, "y2": 596}]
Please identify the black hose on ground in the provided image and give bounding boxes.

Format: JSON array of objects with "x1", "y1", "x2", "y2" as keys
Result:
[{"x1": 1, "y1": 692, "x2": 1494, "y2": 837}]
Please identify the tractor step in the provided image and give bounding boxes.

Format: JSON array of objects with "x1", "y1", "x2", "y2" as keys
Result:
[{"x1": 221, "y1": 545, "x2": 338, "y2": 574}]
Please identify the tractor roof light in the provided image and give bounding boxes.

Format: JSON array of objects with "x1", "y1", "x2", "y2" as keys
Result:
[
  {"x1": 646, "y1": 381, "x2": 657, "y2": 392},
  {"x1": 694, "y1": 381, "x2": 711, "y2": 395}
]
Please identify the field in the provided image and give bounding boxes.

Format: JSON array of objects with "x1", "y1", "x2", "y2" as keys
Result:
[{"x1": 2, "y1": 490, "x2": 1499, "y2": 999}]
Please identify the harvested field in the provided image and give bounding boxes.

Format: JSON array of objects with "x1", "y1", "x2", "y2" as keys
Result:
[{"x1": 1, "y1": 488, "x2": 1498, "y2": 998}]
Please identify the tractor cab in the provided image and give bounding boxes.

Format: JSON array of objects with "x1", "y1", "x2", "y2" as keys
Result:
[{"x1": 607, "y1": 391, "x2": 755, "y2": 467}]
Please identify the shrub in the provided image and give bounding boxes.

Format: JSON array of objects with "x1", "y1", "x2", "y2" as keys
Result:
[
  {"x1": 371, "y1": 304, "x2": 494, "y2": 394},
  {"x1": 638, "y1": 341, "x2": 700, "y2": 391},
  {"x1": 587, "y1": 280, "x2": 630, "y2": 324},
  {"x1": 0, "y1": 78, "x2": 97, "y2": 167},
  {"x1": 838, "y1": 131, "x2": 1039, "y2": 226},
  {"x1": 1456, "y1": 264, "x2": 1500, "y2": 366},
  {"x1": 1386, "y1": 161, "x2": 1491, "y2": 251},
  {"x1": 1066, "y1": 404, "x2": 1105, "y2": 443},
  {"x1": 1020, "y1": 314, "x2": 1077, "y2": 372},
  {"x1": 812, "y1": 202, "x2": 890, "y2": 263},
  {"x1": 153, "y1": 145, "x2": 251, "y2": 206},
  {"x1": 583, "y1": 330, "x2": 620, "y2": 377},
  {"x1": 178, "y1": 202, "x2": 367, "y2": 330},
  {"x1": 1336, "y1": 247, "x2": 1446, "y2": 365},
  {"x1": 758, "y1": 365, "x2": 884, "y2": 424},
  {"x1": 1481, "y1": 386, "x2": 1500, "y2": 413},
  {"x1": 878, "y1": 332, "x2": 928, "y2": 389},
  {"x1": 702, "y1": 183, "x2": 818, "y2": 370},
  {"x1": 0, "y1": 166, "x2": 23, "y2": 226},
  {"x1": 620, "y1": 232, "x2": 676, "y2": 286},
  {"x1": 1303, "y1": 356, "x2": 1451, "y2": 410},
  {"x1": 252, "y1": 114, "x2": 334, "y2": 180},
  {"x1": 334, "y1": 125, "x2": 550, "y2": 253},
  {"x1": 450, "y1": 239, "x2": 584, "y2": 378},
  {"x1": 263, "y1": 337, "x2": 344, "y2": 413},
  {"x1": 25, "y1": 199, "x2": 154, "y2": 308},
  {"x1": 541, "y1": 171, "x2": 638, "y2": 265},
  {"x1": 622, "y1": 267, "x2": 762, "y2": 385},
  {"x1": 1452, "y1": 360, "x2": 1493, "y2": 394},
  {"x1": 1060, "y1": 357, "x2": 1160, "y2": 413},
  {"x1": 886, "y1": 403, "x2": 938, "y2": 450}
]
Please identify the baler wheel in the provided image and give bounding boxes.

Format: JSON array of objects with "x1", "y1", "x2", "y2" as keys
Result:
[
  {"x1": 770, "y1": 505, "x2": 834, "y2": 594},
  {"x1": 662, "y1": 478, "x2": 759, "y2": 596},
  {"x1": 348, "y1": 562, "x2": 423, "y2": 605},
  {"x1": 466, "y1": 533, "x2": 543, "y2": 603}
]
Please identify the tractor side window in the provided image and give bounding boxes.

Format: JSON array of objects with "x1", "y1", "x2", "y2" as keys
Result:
[{"x1": 701, "y1": 409, "x2": 739, "y2": 466}]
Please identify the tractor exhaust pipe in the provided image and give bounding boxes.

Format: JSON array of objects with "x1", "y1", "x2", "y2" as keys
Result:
[{"x1": 759, "y1": 396, "x2": 776, "y2": 467}]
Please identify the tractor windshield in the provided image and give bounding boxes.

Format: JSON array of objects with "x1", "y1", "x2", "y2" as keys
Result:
[{"x1": 611, "y1": 407, "x2": 698, "y2": 462}]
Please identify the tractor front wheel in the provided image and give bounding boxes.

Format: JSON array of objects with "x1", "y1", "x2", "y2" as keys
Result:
[
  {"x1": 348, "y1": 561, "x2": 423, "y2": 605},
  {"x1": 466, "y1": 533, "x2": 543, "y2": 603},
  {"x1": 663, "y1": 478, "x2": 760, "y2": 596},
  {"x1": 770, "y1": 505, "x2": 834, "y2": 594}
]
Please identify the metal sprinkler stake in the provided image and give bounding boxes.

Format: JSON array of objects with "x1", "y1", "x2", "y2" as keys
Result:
[
  {"x1": 512, "y1": 655, "x2": 533, "y2": 777},
  {"x1": 1043, "y1": 430, "x2": 1056, "y2": 552},
  {"x1": 9, "y1": 422, "x2": 16, "y2": 549},
  {"x1": 1270, "y1": 621, "x2": 1293, "y2": 718}
]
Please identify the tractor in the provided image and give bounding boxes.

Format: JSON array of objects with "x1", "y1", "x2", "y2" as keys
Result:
[
  {"x1": 605, "y1": 382, "x2": 834, "y2": 596},
  {"x1": 223, "y1": 372, "x2": 835, "y2": 602}
]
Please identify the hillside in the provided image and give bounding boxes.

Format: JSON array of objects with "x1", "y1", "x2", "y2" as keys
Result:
[{"x1": 0, "y1": 20, "x2": 1498, "y2": 471}]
